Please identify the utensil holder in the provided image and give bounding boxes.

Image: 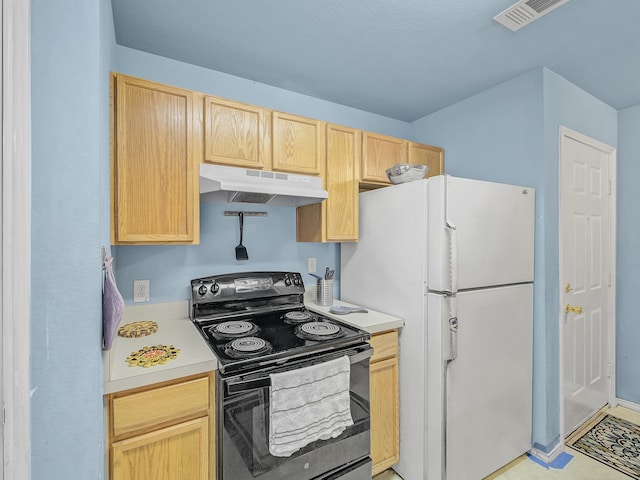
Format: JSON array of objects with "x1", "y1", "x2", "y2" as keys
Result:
[{"x1": 316, "y1": 279, "x2": 334, "y2": 306}]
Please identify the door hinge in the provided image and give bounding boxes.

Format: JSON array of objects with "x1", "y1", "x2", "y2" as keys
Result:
[
  {"x1": 608, "y1": 363, "x2": 613, "y2": 379},
  {"x1": 608, "y1": 271, "x2": 612, "y2": 287},
  {"x1": 608, "y1": 178, "x2": 612, "y2": 195}
]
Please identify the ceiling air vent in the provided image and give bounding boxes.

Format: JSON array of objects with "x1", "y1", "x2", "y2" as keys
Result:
[{"x1": 494, "y1": 0, "x2": 571, "y2": 31}]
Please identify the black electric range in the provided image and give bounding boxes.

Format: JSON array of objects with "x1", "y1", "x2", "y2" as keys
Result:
[{"x1": 189, "y1": 271, "x2": 370, "y2": 374}]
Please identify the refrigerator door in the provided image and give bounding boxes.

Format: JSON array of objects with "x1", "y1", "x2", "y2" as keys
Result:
[
  {"x1": 444, "y1": 283, "x2": 533, "y2": 480},
  {"x1": 428, "y1": 176, "x2": 535, "y2": 292}
]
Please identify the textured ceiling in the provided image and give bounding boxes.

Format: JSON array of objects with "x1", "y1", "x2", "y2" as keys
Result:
[{"x1": 111, "y1": 0, "x2": 640, "y2": 122}]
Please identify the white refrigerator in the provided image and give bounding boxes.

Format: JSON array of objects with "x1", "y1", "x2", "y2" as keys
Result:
[{"x1": 341, "y1": 175, "x2": 534, "y2": 480}]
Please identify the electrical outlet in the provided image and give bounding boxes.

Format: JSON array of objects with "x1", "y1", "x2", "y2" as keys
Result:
[
  {"x1": 308, "y1": 257, "x2": 317, "y2": 273},
  {"x1": 133, "y1": 280, "x2": 150, "y2": 303}
]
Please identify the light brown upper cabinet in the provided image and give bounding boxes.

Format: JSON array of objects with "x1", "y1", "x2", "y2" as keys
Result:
[
  {"x1": 408, "y1": 141, "x2": 444, "y2": 179},
  {"x1": 361, "y1": 131, "x2": 445, "y2": 187},
  {"x1": 203, "y1": 95, "x2": 271, "y2": 170},
  {"x1": 297, "y1": 124, "x2": 360, "y2": 242},
  {"x1": 272, "y1": 111, "x2": 324, "y2": 176},
  {"x1": 111, "y1": 73, "x2": 200, "y2": 245},
  {"x1": 360, "y1": 131, "x2": 408, "y2": 185}
]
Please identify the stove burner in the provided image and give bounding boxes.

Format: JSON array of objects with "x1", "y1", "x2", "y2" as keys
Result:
[
  {"x1": 224, "y1": 336, "x2": 273, "y2": 359},
  {"x1": 295, "y1": 321, "x2": 345, "y2": 341},
  {"x1": 209, "y1": 320, "x2": 259, "y2": 339},
  {"x1": 283, "y1": 311, "x2": 312, "y2": 325}
]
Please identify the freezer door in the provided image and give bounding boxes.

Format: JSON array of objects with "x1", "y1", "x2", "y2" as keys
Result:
[
  {"x1": 445, "y1": 284, "x2": 533, "y2": 480},
  {"x1": 428, "y1": 176, "x2": 535, "y2": 292}
]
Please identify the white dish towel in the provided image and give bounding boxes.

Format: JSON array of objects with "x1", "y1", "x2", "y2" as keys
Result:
[{"x1": 268, "y1": 355, "x2": 353, "y2": 457}]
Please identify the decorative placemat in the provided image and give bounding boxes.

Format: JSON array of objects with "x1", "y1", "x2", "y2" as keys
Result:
[
  {"x1": 125, "y1": 345, "x2": 180, "y2": 368},
  {"x1": 118, "y1": 320, "x2": 158, "y2": 338},
  {"x1": 568, "y1": 413, "x2": 640, "y2": 478}
]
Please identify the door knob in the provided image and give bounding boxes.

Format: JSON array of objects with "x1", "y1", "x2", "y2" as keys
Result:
[
  {"x1": 565, "y1": 304, "x2": 583, "y2": 314},
  {"x1": 565, "y1": 283, "x2": 573, "y2": 293}
]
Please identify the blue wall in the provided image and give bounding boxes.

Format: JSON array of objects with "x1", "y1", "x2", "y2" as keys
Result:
[
  {"x1": 410, "y1": 68, "x2": 618, "y2": 453},
  {"x1": 411, "y1": 69, "x2": 549, "y2": 446},
  {"x1": 116, "y1": 202, "x2": 340, "y2": 304},
  {"x1": 540, "y1": 68, "x2": 617, "y2": 448},
  {"x1": 31, "y1": 0, "x2": 114, "y2": 478},
  {"x1": 112, "y1": 47, "x2": 410, "y2": 304},
  {"x1": 115, "y1": 46, "x2": 411, "y2": 138},
  {"x1": 617, "y1": 104, "x2": 640, "y2": 403}
]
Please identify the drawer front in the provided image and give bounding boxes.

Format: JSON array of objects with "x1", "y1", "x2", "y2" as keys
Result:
[
  {"x1": 112, "y1": 376, "x2": 210, "y2": 439},
  {"x1": 368, "y1": 330, "x2": 398, "y2": 363}
]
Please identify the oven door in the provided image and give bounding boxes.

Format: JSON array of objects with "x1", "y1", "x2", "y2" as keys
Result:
[{"x1": 216, "y1": 344, "x2": 372, "y2": 480}]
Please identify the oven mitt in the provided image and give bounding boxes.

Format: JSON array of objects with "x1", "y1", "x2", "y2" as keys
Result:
[{"x1": 102, "y1": 256, "x2": 125, "y2": 350}]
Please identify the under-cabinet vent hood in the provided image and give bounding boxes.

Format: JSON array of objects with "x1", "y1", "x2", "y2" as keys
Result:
[{"x1": 199, "y1": 164, "x2": 328, "y2": 207}]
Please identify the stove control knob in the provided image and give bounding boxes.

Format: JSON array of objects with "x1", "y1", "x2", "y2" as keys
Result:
[
  {"x1": 210, "y1": 282, "x2": 220, "y2": 294},
  {"x1": 284, "y1": 275, "x2": 292, "y2": 286},
  {"x1": 197, "y1": 284, "x2": 208, "y2": 296},
  {"x1": 293, "y1": 276, "x2": 301, "y2": 286}
]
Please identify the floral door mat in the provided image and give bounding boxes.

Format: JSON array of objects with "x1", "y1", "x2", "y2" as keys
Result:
[
  {"x1": 125, "y1": 345, "x2": 180, "y2": 368},
  {"x1": 118, "y1": 320, "x2": 158, "y2": 338},
  {"x1": 567, "y1": 413, "x2": 640, "y2": 479}
]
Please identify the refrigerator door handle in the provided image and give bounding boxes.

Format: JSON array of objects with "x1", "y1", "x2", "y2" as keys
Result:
[
  {"x1": 446, "y1": 220, "x2": 458, "y2": 294},
  {"x1": 444, "y1": 294, "x2": 458, "y2": 363},
  {"x1": 448, "y1": 316, "x2": 458, "y2": 362}
]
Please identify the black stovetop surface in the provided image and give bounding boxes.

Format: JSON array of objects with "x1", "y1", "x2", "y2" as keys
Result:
[{"x1": 193, "y1": 307, "x2": 369, "y2": 374}]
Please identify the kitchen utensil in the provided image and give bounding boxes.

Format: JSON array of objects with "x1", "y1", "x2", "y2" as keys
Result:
[
  {"x1": 316, "y1": 279, "x2": 333, "y2": 306},
  {"x1": 329, "y1": 305, "x2": 369, "y2": 315},
  {"x1": 235, "y1": 212, "x2": 249, "y2": 261},
  {"x1": 385, "y1": 163, "x2": 428, "y2": 184},
  {"x1": 309, "y1": 273, "x2": 324, "y2": 280}
]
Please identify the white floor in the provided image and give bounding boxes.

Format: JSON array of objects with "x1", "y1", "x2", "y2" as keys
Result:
[{"x1": 373, "y1": 406, "x2": 640, "y2": 480}]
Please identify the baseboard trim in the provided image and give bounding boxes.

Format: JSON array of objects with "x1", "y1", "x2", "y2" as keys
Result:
[
  {"x1": 528, "y1": 442, "x2": 564, "y2": 465},
  {"x1": 615, "y1": 398, "x2": 640, "y2": 412}
]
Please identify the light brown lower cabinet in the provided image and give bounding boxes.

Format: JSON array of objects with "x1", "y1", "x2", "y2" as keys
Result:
[
  {"x1": 107, "y1": 372, "x2": 215, "y2": 480},
  {"x1": 368, "y1": 330, "x2": 400, "y2": 476}
]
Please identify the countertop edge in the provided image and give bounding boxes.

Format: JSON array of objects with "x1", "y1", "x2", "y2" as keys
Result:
[{"x1": 104, "y1": 358, "x2": 218, "y2": 395}]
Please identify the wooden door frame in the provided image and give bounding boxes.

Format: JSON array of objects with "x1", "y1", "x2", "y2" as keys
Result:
[
  {"x1": 558, "y1": 125, "x2": 617, "y2": 442},
  {"x1": 2, "y1": 0, "x2": 31, "y2": 478}
]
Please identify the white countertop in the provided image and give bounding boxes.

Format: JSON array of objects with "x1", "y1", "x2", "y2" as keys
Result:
[
  {"x1": 304, "y1": 287, "x2": 404, "y2": 334},
  {"x1": 104, "y1": 294, "x2": 403, "y2": 394},
  {"x1": 103, "y1": 301, "x2": 217, "y2": 394}
]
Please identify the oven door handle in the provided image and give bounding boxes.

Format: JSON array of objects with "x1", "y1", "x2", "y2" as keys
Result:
[{"x1": 225, "y1": 345, "x2": 373, "y2": 394}]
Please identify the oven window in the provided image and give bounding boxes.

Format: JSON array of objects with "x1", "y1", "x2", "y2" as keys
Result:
[{"x1": 220, "y1": 358, "x2": 370, "y2": 480}]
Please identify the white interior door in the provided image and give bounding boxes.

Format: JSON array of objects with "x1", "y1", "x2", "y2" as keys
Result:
[
  {"x1": 2, "y1": 1, "x2": 31, "y2": 478},
  {"x1": 560, "y1": 127, "x2": 615, "y2": 436}
]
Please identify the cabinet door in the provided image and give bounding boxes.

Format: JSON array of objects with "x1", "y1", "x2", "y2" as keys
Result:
[
  {"x1": 370, "y1": 356, "x2": 400, "y2": 476},
  {"x1": 326, "y1": 124, "x2": 360, "y2": 241},
  {"x1": 408, "y1": 141, "x2": 444, "y2": 178},
  {"x1": 112, "y1": 417, "x2": 208, "y2": 480},
  {"x1": 296, "y1": 124, "x2": 359, "y2": 242},
  {"x1": 203, "y1": 96, "x2": 270, "y2": 169},
  {"x1": 111, "y1": 74, "x2": 199, "y2": 244},
  {"x1": 361, "y1": 131, "x2": 407, "y2": 184},
  {"x1": 272, "y1": 111, "x2": 324, "y2": 175},
  {"x1": 368, "y1": 330, "x2": 399, "y2": 476}
]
